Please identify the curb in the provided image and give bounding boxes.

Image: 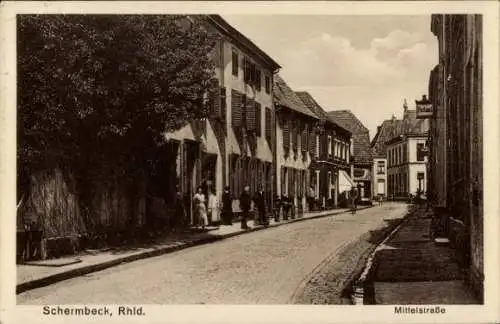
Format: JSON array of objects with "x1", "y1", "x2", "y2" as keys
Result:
[
  {"x1": 17, "y1": 205, "x2": 374, "y2": 294},
  {"x1": 350, "y1": 207, "x2": 416, "y2": 304}
]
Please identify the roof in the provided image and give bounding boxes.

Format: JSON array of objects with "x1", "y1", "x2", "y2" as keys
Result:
[
  {"x1": 295, "y1": 92, "x2": 351, "y2": 135},
  {"x1": 295, "y1": 91, "x2": 330, "y2": 120},
  {"x1": 327, "y1": 110, "x2": 372, "y2": 165},
  {"x1": 371, "y1": 112, "x2": 429, "y2": 158},
  {"x1": 327, "y1": 110, "x2": 369, "y2": 134},
  {"x1": 207, "y1": 15, "x2": 281, "y2": 71},
  {"x1": 273, "y1": 75, "x2": 318, "y2": 118}
]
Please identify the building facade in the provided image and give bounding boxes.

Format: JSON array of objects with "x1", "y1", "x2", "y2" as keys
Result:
[
  {"x1": 386, "y1": 134, "x2": 428, "y2": 199},
  {"x1": 273, "y1": 76, "x2": 320, "y2": 214},
  {"x1": 327, "y1": 110, "x2": 372, "y2": 203},
  {"x1": 371, "y1": 100, "x2": 430, "y2": 200},
  {"x1": 372, "y1": 158, "x2": 387, "y2": 199},
  {"x1": 165, "y1": 15, "x2": 281, "y2": 223},
  {"x1": 428, "y1": 14, "x2": 483, "y2": 301},
  {"x1": 296, "y1": 92, "x2": 354, "y2": 210}
]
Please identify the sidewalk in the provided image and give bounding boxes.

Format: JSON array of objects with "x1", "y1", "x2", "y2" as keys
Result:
[
  {"x1": 17, "y1": 206, "x2": 367, "y2": 294},
  {"x1": 363, "y1": 206, "x2": 480, "y2": 304}
]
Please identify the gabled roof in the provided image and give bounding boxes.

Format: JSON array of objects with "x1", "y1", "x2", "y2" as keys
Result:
[
  {"x1": 295, "y1": 91, "x2": 330, "y2": 121},
  {"x1": 371, "y1": 112, "x2": 428, "y2": 158},
  {"x1": 207, "y1": 15, "x2": 281, "y2": 71},
  {"x1": 273, "y1": 75, "x2": 318, "y2": 119},
  {"x1": 327, "y1": 110, "x2": 369, "y2": 134},
  {"x1": 295, "y1": 91, "x2": 351, "y2": 135},
  {"x1": 327, "y1": 110, "x2": 372, "y2": 165}
]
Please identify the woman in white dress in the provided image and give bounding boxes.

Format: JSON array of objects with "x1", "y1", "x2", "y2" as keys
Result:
[
  {"x1": 193, "y1": 186, "x2": 207, "y2": 228},
  {"x1": 207, "y1": 190, "x2": 220, "y2": 226}
]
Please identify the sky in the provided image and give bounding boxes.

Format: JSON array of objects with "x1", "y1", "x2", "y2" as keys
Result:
[{"x1": 222, "y1": 15, "x2": 438, "y2": 140}]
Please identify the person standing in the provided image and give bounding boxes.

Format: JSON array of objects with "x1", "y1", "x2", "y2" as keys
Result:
[
  {"x1": 239, "y1": 185, "x2": 251, "y2": 230},
  {"x1": 207, "y1": 190, "x2": 219, "y2": 226},
  {"x1": 350, "y1": 186, "x2": 358, "y2": 214},
  {"x1": 282, "y1": 194, "x2": 290, "y2": 220},
  {"x1": 193, "y1": 186, "x2": 207, "y2": 228},
  {"x1": 307, "y1": 185, "x2": 315, "y2": 211},
  {"x1": 221, "y1": 186, "x2": 233, "y2": 225},
  {"x1": 273, "y1": 195, "x2": 281, "y2": 222},
  {"x1": 254, "y1": 185, "x2": 268, "y2": 226}
]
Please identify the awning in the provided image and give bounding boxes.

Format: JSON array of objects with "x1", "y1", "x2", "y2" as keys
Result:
[{"x1": 339, "y1": 170, "x2": 356, "y2": 192}]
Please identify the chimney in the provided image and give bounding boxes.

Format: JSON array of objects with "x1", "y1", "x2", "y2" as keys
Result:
[
  {"x1": 392, "y1": 115, "x2": 396, "y2": 122},
  {"x1": 403, "y1": 99, "x2": 408, "y2": 113},
  {"x1": 422, "y1": 94, "x2": 428, "y2": 101}
]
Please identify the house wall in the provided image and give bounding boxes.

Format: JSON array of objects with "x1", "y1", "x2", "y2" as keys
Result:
[
  {"x1": 372, "y1": 158, "x2": 387, "y2": 197},
  {"x1": 430, "y1": 14, "x2": 483, "y2": 300},
  {"x1": 275, "y1": 111, "x2": 311, "y2": 209}
]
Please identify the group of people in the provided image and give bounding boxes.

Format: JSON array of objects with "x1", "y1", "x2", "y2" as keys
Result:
[
  {"x1": 187, "y1": 184, "x2": 361, "y2": 230},
  {"x1": 191, "y1": 184, "x2": 274, "y2": 230}
]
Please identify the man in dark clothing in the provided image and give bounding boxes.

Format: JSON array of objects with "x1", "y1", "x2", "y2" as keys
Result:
[
  {"x1": 282, "y1": 194, "x2": 290, "y2": 220},
  {"x1": 239, "y1": 185, "x2": 251, "y2": 230},
  {"x1": 254, "y1": 185, "x2": 268, "y2": 226},
  {"x1": 273, "y1": 195, "x2": 281, "y2": 222},
  {"x1": 350, "y1": 186, "x2": 358, "y2": 214},
  {"x1": 221, "y1": 186, "x2": 233, "y2": 225}
]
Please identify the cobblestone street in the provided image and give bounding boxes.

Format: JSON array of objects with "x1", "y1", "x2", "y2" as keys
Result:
[{"x1": 17, "y1": 203, "x2": 408, "y2": 305}]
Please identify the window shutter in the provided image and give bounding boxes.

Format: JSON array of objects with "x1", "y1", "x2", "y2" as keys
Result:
[
  {"x1": 265, "y1": 107, "x2": 272, "y2": 143},
  {"x1": 256, "y1": 69, "x2": 261, "y2": 91},
  {"x1": 283, "y1": 117, "x2": 290, "y2": 150},
  {"x1": 220, "y1": 87, "x2": 226, "y2": 123},
  {"x1": 309, "y1": 129, "x2": 315, "y2": 154},
  {"x1": 231, "y1": 90, "x2": 243, "y2": 127},
  {"x1": 210, "y1": 79, "x2": 221, "y2": 117},
  {"x1": 255, "y1": 102, "x2": 262, "y2": 135},
  {"x1": 246, "y1": 98, "x2": 256, "y2": 131},
  {"x1": 301, "y1": 124, "x2": 308, "y2": 153}
]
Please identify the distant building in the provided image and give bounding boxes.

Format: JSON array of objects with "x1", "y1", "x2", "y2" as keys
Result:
[
  {"x1": 327, "y1": 110, "x2": 372, "y2": 202},
  {"x1": 296, "y1": 92, "x2": 353, "y2": 210},
  {"x1": 371, "y1": 100, "x2": 429, "y2": 199},
  {"x1": 273, "y1": 75, "x2": 319, "y2": 213},
  {"x1": 386, "y1": 132, "x2": 428, "y2": 199}
]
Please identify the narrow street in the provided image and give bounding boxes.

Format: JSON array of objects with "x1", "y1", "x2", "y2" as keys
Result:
[{"x1": 18, "y1": 203, "x2": 408, "y2": 305}]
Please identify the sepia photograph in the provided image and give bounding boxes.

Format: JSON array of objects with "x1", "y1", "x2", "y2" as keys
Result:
[{"x1": 1, "y1": 1, "x2": 499, "y2": 323}]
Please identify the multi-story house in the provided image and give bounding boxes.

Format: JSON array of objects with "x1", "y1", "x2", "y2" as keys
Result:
[
  {"x1": 273, "y1": 75, "x2": 320, "y2": 214},
  {"x1": 386, "y1": 130, "x2": 428, "y2": 199},
  {"x1": 166, "y1": 15, "x2": 281, "y2": 223},
  {"x1": 295, "y1": 92, "x2": 354, "y2": 210},
  {"x1": 371, "y1": 100, "x2": 429, "y2": 199},
  {"x1": 428, "y1": 14, "x2": 483, "y2": 301},
  {"x1": 327, "y1": 110, "x2": 372, "y2": 203}
]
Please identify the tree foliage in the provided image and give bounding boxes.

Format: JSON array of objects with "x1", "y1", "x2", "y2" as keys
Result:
[{"x1": 18, "y1": 14, "x2": 219, "y2": 180}]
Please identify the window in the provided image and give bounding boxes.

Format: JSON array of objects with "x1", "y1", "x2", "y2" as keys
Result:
[
  {"x1": 328, "y1": 136, "x2": 333, "y2": 156},
  {"x1": 265, "y1": 75, "x2": 271, "y2": 94},
  {"x1": 377, "y1": 161, "x2": 385, "y2": 174},
  {"x1": 232, "y1": 50, "x2": 238, "y2": 76},
  {"x1": 417, "y1": 143, "x2": 425, "y2": 161}
]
